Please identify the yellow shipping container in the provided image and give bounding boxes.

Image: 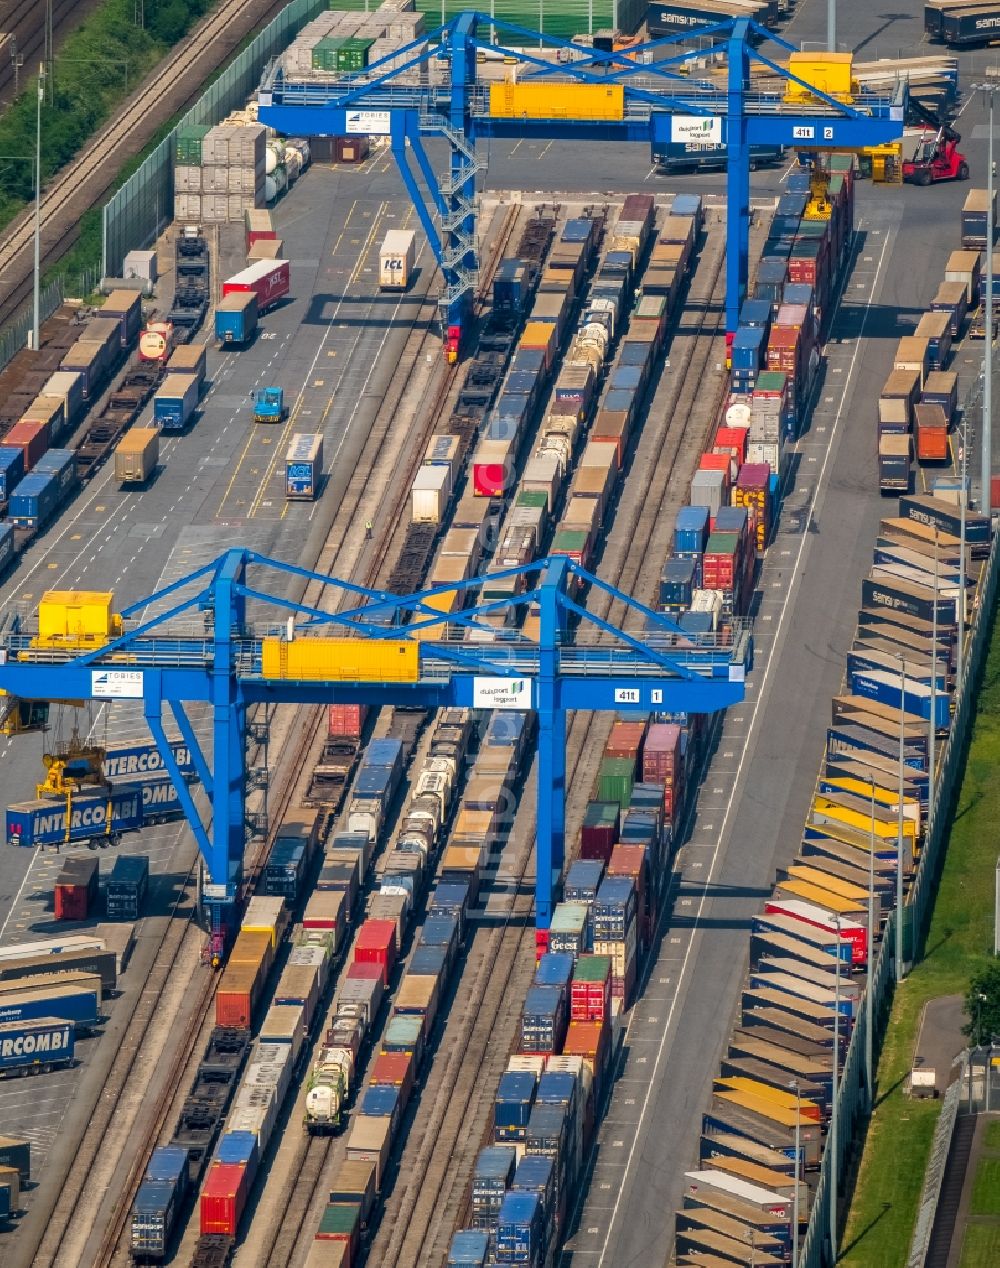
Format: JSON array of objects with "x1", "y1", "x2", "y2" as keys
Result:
[
  {"x1": 261, "y1": 637, "x2": 418, "y2": 681},
  {"x1": 714, "y1": 1088, "x2": 813, "y2": 1128},
  {"x1": 820, "y1": 776, "x2": 921, "y2": 830},
  {"x1": 773, "y1": 878, "x2": 864, "y2": 918},
  {"x1": 36, "y1": 591, "x2": 121, "y2": 648},
  {"x1": 716, "y1": 1077, "x2": 822, "y2": 1120},
  {"x1": 489, "y1": 82, "x2": 624, "y2": 121},
  {"x1": 783, "y1": 52, "x2": 855, "y2": 105},
  {"x1": 813, "y1": 792, "x2": 917, "y2": 841}
]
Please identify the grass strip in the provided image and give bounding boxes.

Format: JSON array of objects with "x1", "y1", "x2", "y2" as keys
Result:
[{"x1": 840, "y1": 617, "x2": 1000, "y2": 1266}]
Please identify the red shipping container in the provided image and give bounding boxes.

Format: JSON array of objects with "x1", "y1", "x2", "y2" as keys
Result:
[
  {"x1": 622, "y1": 193, "x2": 654, "y2": 225},
  {"x1": 703, "y1": 548, "x2": 738, "y2": 591},
  {"x1": 643, "y1": 723, "x2": 681, "y2": 782},
  {"x1": 329, "y1": 703, "x2": 366, "y2": 741},
  {"x1": 608, "y1": 845, "x2": 649, "y2": 929},
  {"x1": 570, "y1": 958, "x2": 613, "y2": 1023},
  {"x1": 992, "y1": 474, "x2": 1000, "y2": 510},
  {"x1": 221, "y1": 259, "x2": 290, "y2": 312},
  {"x1": 715, "y1": 426, "x2": 748, "y2": 464},
  {"x1": 473, "y1": 458, "x2": 510, "y2": 498},
  {"x1": 200, "y1": 1162, "x2": 249, "y2": 1236},
  {"x1": 605, "y1": 720, "x2": 646, "y2": 760},
  {"x1": 354, "y1": 919, "x2": 397, "y2": 979},
  {"x1": 699, "y1": 451, "x2": 735, "y2": 488},
  {"x1": 5, "y1": 419, "x2": 49, "y2": 471},
  {"x1": 54, "y1": 883, "x2": 88, "y2": 921},
  {"x1": 348, "y1": 957, "x2": 389, "y2": 991},
  {"x1": 370, "y1": 1051, "x2": 415, "y2": 1104}
]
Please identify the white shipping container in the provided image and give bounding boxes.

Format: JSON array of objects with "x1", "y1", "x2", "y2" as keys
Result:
[
  {"x1": 124, "y1": 249, "x2": 157, "y2": 283},
  {"x1": 202, "y1": 165, "x2": 229, "y2": 194},
  {"x1": 174, "y1": 193, "x2": 202, "y2": 222},
  {"x1": 411, "y1": 462, "x2": 451, "y2": 524},
  {"x1": 748, "y1": 411, "x2": 781, "y2": 443},
  {"x1": 174, "y1": 164, "x2": 201, "y2": 192},
  {"x1": 379, "y1": 229, "x2": 417, "y2": 290},
  {"x1": 747, "y1": 441, "x2": 784, "y2": 475}
]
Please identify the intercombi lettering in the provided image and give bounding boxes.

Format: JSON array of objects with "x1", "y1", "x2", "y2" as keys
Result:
[{"x1": 0, "y1": 1028, "x2": 69, "y2": 1058}]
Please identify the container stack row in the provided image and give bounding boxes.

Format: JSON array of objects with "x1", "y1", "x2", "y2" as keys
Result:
[
  {"x1": 174, "y1": 122, "x2": 268, "y2": 224},
  {"x1": 302, "y1": 711, "x2": 538, "y2": 1267},
  {"x1": 876, "y1": 244, "x2": 971, "y2": 489},
  {"x1": 281, "y1": 3, "x2": 427, "y2": 88},
  {"x1": 671, "y1": 478, "x2": 992, "y2": 1266}
]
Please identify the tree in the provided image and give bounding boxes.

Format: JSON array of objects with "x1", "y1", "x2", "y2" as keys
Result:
[{"x1": 963, "y1": 961, "x2": 1000, "y2": 1046}]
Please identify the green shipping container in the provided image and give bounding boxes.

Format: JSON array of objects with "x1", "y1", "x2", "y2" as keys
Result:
[
  {"x1": 318, "y1": 1201, "x2": 361, "y2": 1238},
  {"x1": 413, "y1": 0, "x2": 645, "y2": 39},
  {"x1": 312, "y1": 35, "x2": 347, "y2": 71},
  {"x1": 337, "y1": 37, "x2": 373, "y2": 72},
  {"x1": 574, "y1": 953, "x2": 612, "y2": 983},
  {"x1": 705, "y1": 532, "x2": 739, "y2": 555},
  {"x1": 598, "y1": 756, "x2": 635, "y2": 809},
  {"x1": 176, "y1": 125, "x2": 210, "y2": 166},
  {"x1": 518, "y1": 489, "x2": 549, "y2": 509},
  {"x1": 829, "y1": 153, "x2": 854, "y2": 173},
  {"x1": 755, "y1": 371, "x2": 787, "y2": 394},
  {"x1": 552, "y1": 529, "x2": 588, "y2": 555}
]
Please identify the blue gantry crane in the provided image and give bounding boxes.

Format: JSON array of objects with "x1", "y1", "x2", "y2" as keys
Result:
[
  {"x1": 257, "y1": 11, "x2": 905, "y2": 353},
  {"x1": 0, "y1": 551, "x2": 749, "y2": 953}
]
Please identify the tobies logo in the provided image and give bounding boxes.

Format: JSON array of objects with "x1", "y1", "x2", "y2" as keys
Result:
[{"x1": 472, "y1": 677, "x2": 533, "y2": 710}]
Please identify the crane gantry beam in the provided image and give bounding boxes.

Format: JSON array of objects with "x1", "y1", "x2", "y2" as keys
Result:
[
  {"x1": 257, "y1": 11, "x2": 905, "y2": 346},
  {"x1": 0, "y1": 551, "x2": 749, "y2": 949}
]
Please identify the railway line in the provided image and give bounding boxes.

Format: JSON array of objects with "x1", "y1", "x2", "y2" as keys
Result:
[
  {"x1": 0, "y1": 0, "x2": 84, "y2": 112},
  {"x1": 366, "y1": 213, "x2": 736, "y2": 1268},
  {"x1": 0, "y1": 0, "x2": 291, "y2": 328}
]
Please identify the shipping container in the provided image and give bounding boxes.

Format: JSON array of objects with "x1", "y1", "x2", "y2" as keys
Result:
[
  {"x1": 215, "y1": 293, "x2": 258, "y2": 344},
  {"x1": 286, "y1": 433, "x2": 323, "y2": 501},
  {"x1": 115, "y1": 428, "x2": 159, "y2": 485},
  {"x1": 379, "y1": 229, "x2": 417, "y2": 290},
  {"x1": 153, "y1": 374, "x2": 199, "y2": 431},
  {"x1": 222, "y1": 259, "x2": 290, "y2": 311}
]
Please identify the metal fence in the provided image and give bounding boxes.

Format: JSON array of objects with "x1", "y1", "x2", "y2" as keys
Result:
[
  {"x1": 0, "y1": 279, "x2": 65, "y2": 375},
  {"x1": 907, "y1": 1054, "x2": 970, "y2": 1268},
  {"x1": 101, "y1": 0, "x2": 329, "y2": 277},
  {"x1": 797, "y1": 368, "x2": 1000, "y2": 1267}
]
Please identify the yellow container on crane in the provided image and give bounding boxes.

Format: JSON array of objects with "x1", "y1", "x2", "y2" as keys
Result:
[
  {"x1": 35, "y1": 591, "x2": 122, "y2": 650},
  {"x1": 489, "y1": 82, "x2": 624, "y2": 121},
  {"x1": 783, "y1": 53, "x2": 856, "y2": 106},
  {"x1": 261, "y1": 636, "x2": 419, "y2": 682}
]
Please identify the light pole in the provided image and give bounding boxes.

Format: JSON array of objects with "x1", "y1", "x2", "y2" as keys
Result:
[
  {"x1": 32, "y1": 64, "x2": 43, "y2": 352},
  {"x1": 866, "y1": 782, "x2": 876, "y2": 1105},
  {"x1": 896, "y1": 655, "x2": 906, "y2": 984},
  {"x1": 789, "y1": 1079, "x2": 801, "y2": 1268},
  {"x1": 975, "y1": 77, "x2": 1000, "y2": 511},
  {"x1": 828, "y1": 0, "x2": 836, "y2": 52},
  {"x1": 958, "y1": 411, "x2": 968, "y2": 687},
  {"x1": 831, "y1": 914, "x2": 842, "y2": 1263},
  {"x1": 994, "y1": 856, "x2": 1000, "y2": 957},
  {"x1": 930, "y1": 530, "x2": 938, "y2": 791}
]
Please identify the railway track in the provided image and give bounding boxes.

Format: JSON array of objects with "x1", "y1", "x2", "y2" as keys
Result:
[
  {"x1": 241, "y1": 205, "x2": 526, "y2": 1268},
  {"x1": 0, "y1": 0, "x2": 83, "y2": 111},
  {"x1": 371, "y1": 218, "x2": 733, "y2": 1267},
  {"x1": 0, "y1": 0, "x2": 289, "y2": 328}
]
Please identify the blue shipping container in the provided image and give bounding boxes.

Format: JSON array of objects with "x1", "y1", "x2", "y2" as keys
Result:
[
  {"x1": 449, "y1": 1229, "x2": 490, "y2": 1267},
  {"x1": 9, "y1": 471, "x2": 61, "y2": 529},
  {"x1": 130, "y1": 1180, "x2": 178, "y2": 1258},
  {"x1": 675, "y1": 504, "x2": 709, "y2": 554},
  {"x1": 6, "y1": 784, "x2": 142, "y2": 847},
  {"x1": 0, "y1": 523, "x2": 14, "y2": 576},
  {"x1": 534, "y1": 952, "x2": 574, "y2": 990},
  {"x1": 33, "y1": 449, "x2": 77, "y2": 498},
  {"x1": 0, "y1": 447, "x2": 25, "y2": 501}
]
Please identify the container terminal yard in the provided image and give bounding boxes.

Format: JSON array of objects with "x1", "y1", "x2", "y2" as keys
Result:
[{"x1": 0, "y1": 0, "x2": 993, "y2": 1263}]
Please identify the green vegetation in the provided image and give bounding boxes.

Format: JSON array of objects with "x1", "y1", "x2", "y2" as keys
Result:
[
  {"x1": 960, "y1": 1223, "x2": 1000, "y2": 1268},
  {"x1": 971, "y1": 1159, "x2": 1000, "y2": 1218},
  {"x1": 965, "y1": 961, "x2": 1000, "y2": 1046},
  {"x1": 840, "y1": 617, "x2": 1000, "y2": 1267},
  {"x1": 0, "y1": 0, "x2": 216, "y2": 234},
  {"x1": 984, "y1": 1120, "x2": 1000, "y2": 1150}
]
